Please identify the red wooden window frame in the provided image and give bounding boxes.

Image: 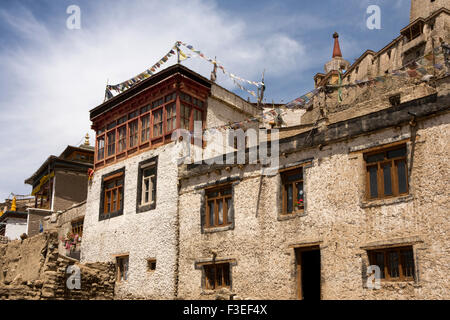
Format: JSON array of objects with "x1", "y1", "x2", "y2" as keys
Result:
[{"x1": 94, "y1": 90, "x2": 205, "y2": 167}]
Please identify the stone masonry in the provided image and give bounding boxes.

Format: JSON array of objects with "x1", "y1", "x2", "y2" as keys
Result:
[{"x1": 0, "y1": 232, "x2": 115, "y2": 300}]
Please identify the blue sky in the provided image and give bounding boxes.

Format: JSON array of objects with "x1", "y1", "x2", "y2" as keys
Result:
[{"x1": 0, "y1": 0, "x2": 410, "y2": 200}]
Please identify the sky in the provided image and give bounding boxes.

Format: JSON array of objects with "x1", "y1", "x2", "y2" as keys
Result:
[{"x1": 0, "y1": 0, "x2": 411, "y2": 200}]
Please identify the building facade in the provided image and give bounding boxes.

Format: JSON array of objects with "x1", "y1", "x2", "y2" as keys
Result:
[
  {"x1": 176, "y1": 1, "x2": 450, "y2": 300},
  {"x1": 81, "y1": 64, "x2": 262, "y2": 299},
  {"x1": 79, "y1": 0, "x2": 449, "y2": 300}
]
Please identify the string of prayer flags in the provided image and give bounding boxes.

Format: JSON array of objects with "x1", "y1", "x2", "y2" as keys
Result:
[
  {"x1": 105, "y1": 43, "x2": 181, "y2": 97},
  {"x1": 177, "y1": 41, "x2": 264, "y2": 87}
]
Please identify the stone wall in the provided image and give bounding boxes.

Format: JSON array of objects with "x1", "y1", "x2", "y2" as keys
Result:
[
  {"x1": 410, "y1": 0, "x2": 449, "y2": 22},
  {"x1": 177, "y1": 92, "x2": 450, "y2": 300},
  {"x1": 81, "y1": 144, "x2": 179, "y2": 300},
  {"x1": 0, "y1": 232, "x2": 115, "y2": 300}
]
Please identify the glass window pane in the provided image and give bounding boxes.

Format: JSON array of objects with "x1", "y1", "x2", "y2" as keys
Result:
[
  {"x1": 208, "y1": 201, "x2": 215, "y2": 226},
  {"x1": 223, "y1": 264, "x2": 230, "y2": 286},
  {"x1": 112, "y1": 189, "x2": 117, "y2": 211},
  {"x1": 401, "y1": 249, "x2": 414, "y2": 278},
  {"x1": 151, "y1": 176, "x2": 156, "y2": 201},
  {"x1": 296, "y1": 181, "x2": 304, "y2": 209},
  {"x1": 217, "y1": 265, "x2": 223, "y2": 287},
  {"x1": 368, "y1": 166, "x2": 378, "y2": 198},
  {"x1": 286, "y1": 184, "x2": 293, "y2": 213},
  {"x1": 387, "y1": 147, "x2": 406, "y2": 159},
  {"x1": 106, "y1": 192, "x2": 111, "y2": 212},
  {"x1": 366, "y1": 153, "x2": 385, "y2": 163},
  {"x1": 375, "y1": 252, "x2": 385, "y2": 278},
  {"x1": 383, "y1": 163, "x2": 392, "y2": 196},
  {"x1": 388, "y1": 251, "x2": 399, "y2": 278},
  {"x1": 397, "y1": 160, "x2": 407, "y2": 194},
  {"x1": 218, "y1": 200, "x2": 223, "y2": 225}
]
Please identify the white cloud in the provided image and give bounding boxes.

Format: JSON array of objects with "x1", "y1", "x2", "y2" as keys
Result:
[{"x1": 0, "y1": 0, "x2": 311, "y2": 199}]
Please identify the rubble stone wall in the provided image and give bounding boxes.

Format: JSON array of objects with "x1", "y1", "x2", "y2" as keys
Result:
[{"x1": 0, "y1": 232, "x2": 115, "y2": 300}]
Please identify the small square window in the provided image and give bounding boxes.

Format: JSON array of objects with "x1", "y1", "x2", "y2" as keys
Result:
[
  {"x1": 203, "y1": 263, "x2": 230, "y2": 290},
  {"x1": 147, "y1": 259, "x2": 157, "y2": 272}
]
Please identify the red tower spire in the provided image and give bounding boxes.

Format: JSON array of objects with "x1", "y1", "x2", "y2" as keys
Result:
[{"x1": 332, "y1": 32, "x2": 342, "y2": 58}]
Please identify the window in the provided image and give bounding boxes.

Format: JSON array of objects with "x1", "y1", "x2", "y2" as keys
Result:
[
  {"x1": 71, "y1": 219, "x2": 84, "y2": 238},
  {"x1": 281, "y1": 167, "x2": 304, "y2": 214},
  {"x1": 364, "y1": 145, "x2": 408, "y2": 200},
  {"x1": 165, "y1": 92, "x2": 176, "y2": 102},
  {"x1": 129, "y1": 120, "x2": 138, "y2": 148},
  {"x1": 166, "y1": 103, "x2": 177, "y2": 132},
  {"x1": 180, "y1": 92, "x2": 192, "y2": 103},
  {"x1": 180, "y1": 103, "x2": 191, "y2": 130},
  {"x1": 153, "y1": 109, "x2": 163, "y2": 137},
  {"x1": 137, "y1": 158, "x2": 157, "y2": 212},
  {"x1": 147, "y1": 259, "x2": 157, "y2": 272},
  {"x1": 205, "y1": 185, "x2": 232, "y2": 228},
  {"x1": 107, "y1": 131, "x2": 116, "y2": 157},
  {"x1": 100, "y1": 169, "x2": 125, "y2": 220},
  {"x1": 141, "y1": 115, "x2": 150, "y2": 143},
  {"x1": 118, "y1": 125, "x2": 127, "y2": 153},
  {"x1": 141, "y1": 166, "x2": 156, "y2": 206},
  {"x1": 97, "y1": 136, "x2": 105, "y2": 161},
  {"x1": 368, "y1": 247, "x2": 415, "y2": 281},
  {"x1": 116, "y1": 256, "x2": 129, "y2": 282},
  {"x1": 204, "y1": 263, "x2": 230, "y2": 290},
  {"x1": 389, "y1": 94, "x2": 401, "y2": 106}
]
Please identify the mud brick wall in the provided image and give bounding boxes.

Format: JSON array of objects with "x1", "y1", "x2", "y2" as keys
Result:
[{"x1": 0, "y1": 231, "x2": 115, "y2": 300}]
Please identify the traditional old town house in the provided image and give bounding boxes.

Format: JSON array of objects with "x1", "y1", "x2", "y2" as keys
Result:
[
  {"x1": 82, "y1": 64, "x2": 264, "y2": 299},
  {"x1": 24, "y1": 138, "x2": 94, "y2": 258},
  {"x1": 176, "y1": 0, "x2": 450, "y2": 300}
]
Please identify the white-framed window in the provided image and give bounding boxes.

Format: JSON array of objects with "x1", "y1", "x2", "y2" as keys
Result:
[
  {"x1": 137, "y1": 158, "x2": 158, "y2": 212},
  {"x1": 141, "y1": 166, "x2": 156, "y2": 206}
]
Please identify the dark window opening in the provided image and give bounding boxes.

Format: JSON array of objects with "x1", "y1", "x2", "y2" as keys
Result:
[
  {"x1": 204, "y1": 263, "x2": 230, "y2": 290},
  {"x1": 368, "y1": 246, "x2": 415, "y2": 281}
]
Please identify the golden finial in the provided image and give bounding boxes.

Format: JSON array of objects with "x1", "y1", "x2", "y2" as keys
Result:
[
  {"x1": 11, "y1": 196, "x2": 17, "y2": 212},
  {"x1": 84, "y1": 133, "x2": 90, "y2": 146}
]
